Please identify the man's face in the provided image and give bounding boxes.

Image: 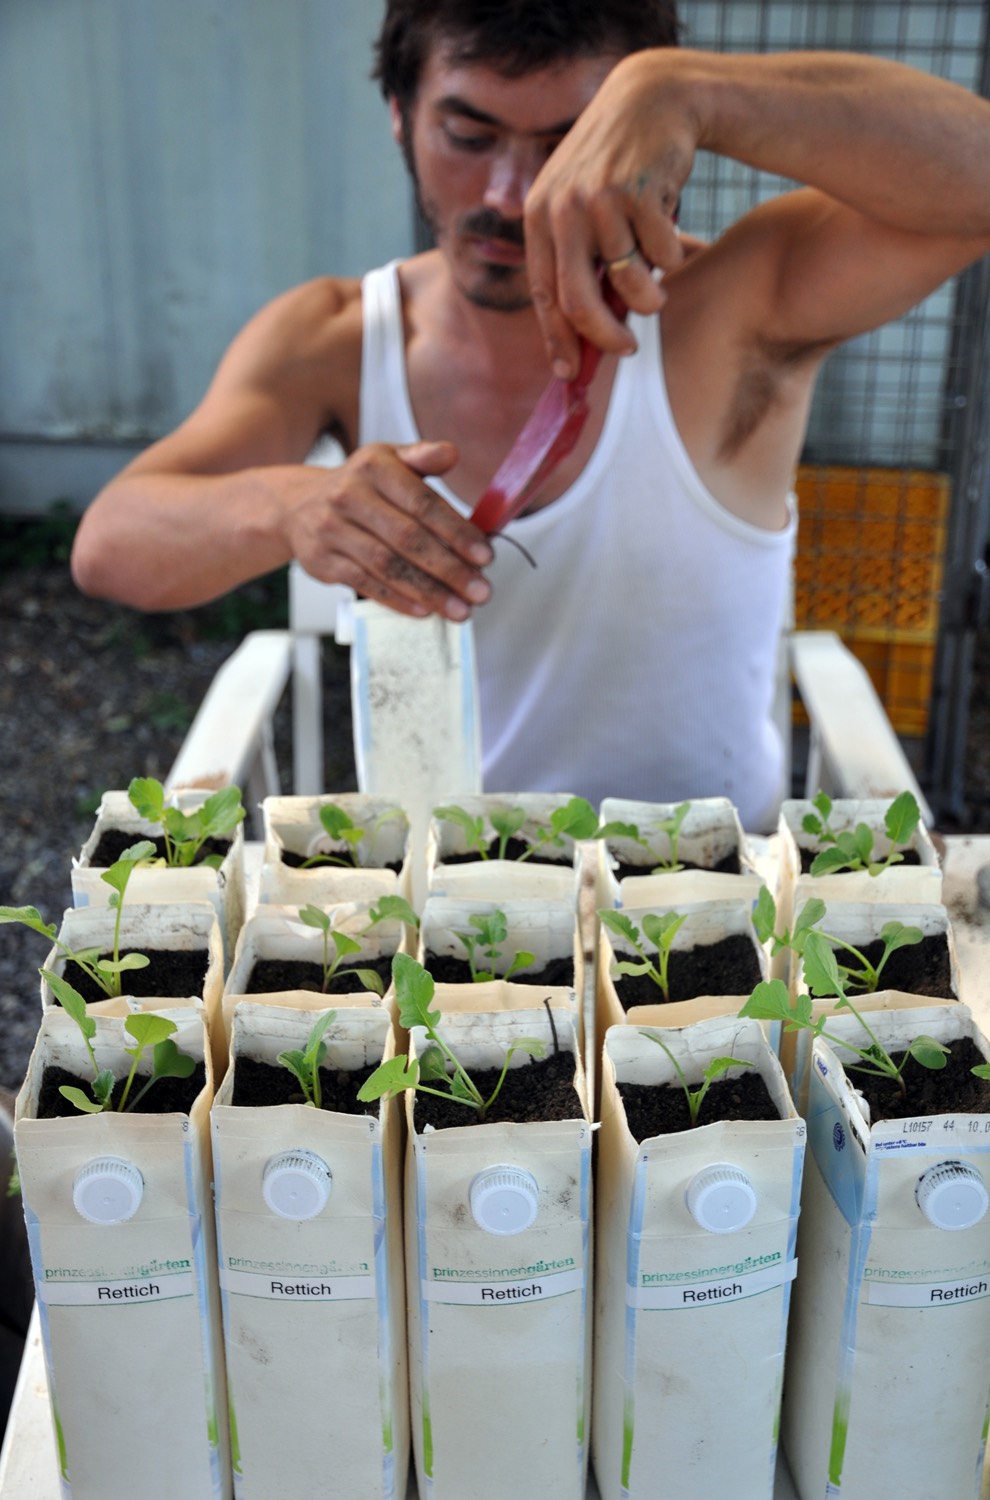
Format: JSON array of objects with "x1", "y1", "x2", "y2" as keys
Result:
[{"x1": 394, "y1": 44, "x2": 617, "y2": 312}]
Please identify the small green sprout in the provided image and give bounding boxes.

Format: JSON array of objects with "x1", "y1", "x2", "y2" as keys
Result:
[
  {"x1": 297, "y1": 803, "x2": 405, "y2": 870},
  {"x1": 639, "y1": 1030, "x2": 754, "y2": 1127},
  {"x1": 752, "y1": 887, "x2": 826, "y2": 963},
  {"x1": 276, "y1": 1010, "x2": 336, "y2": 1108},
  {"x1": 296, "y1": 905, "x2": 385, "y2": 996},
  {"x1": 598, "y1": 908, "x2": 687, "y2": 1003},
  {"x1": 357, "y1": 954, "x2": 545, "y2": 1120},
  {"x1": 44, "y1": 970, "x2": 196, "y2": 1113},
  {"x1": 1, "y1": 840, "x2": 155, "y2": 1000},
  {"x1": 752, "y1": 888, "x2": 921, "y2": 996},
  {"x1": 802, "y1": 790, "x2": 921, "y2": 877},
  {"x1": 739, "y1": 978, "x2": 952, "y2": 1099},
  {"x1": 648, "y1": 801, "x2": 691, "y2": 874},
  {"x1": 434, "y1": 798, "x2": 638, "y2": 863},
  {"x1": 128, "y1": 777, "x2": 244, "y2": 869},
  {"x1": 361, "y1": 895, "x2": 420, "y2": 933},
  {"x1": 453, "y1": 909, "x2": 536, "y2": 983}
]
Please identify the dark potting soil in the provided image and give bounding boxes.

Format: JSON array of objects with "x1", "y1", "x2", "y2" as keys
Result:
[
  {"x1": 62, "y1": 948, "x2": 210, "y2": 1002},
  {"x1": 798, "y1": 845, "x2": 922, "y2": 875},
  {"x1": 230, "y1": 1055, "x2": 380, "y2": 1114},
  {"x1": 88, "y1": 830, "x2": 232, "y2": 867},
  {"x1": 612, "y1": 934, "x2": 763, "y2": 1009},
  {"x1": 815, "y1": 933, "x2": 954, "y2": 998},
  {"x1": 850, "y1": 1037, "x2": 990, "y2": 1122},
  {"x1": 611, "y1": 849, "x2": 742, "y2": 882},
  {"x1": 618, "y1": 1069, "x2": 779, "y2": 1140},
  {"x1": 36, "y1": 1062, "x2": 207, "y2": 1118},
  {"x1": 413, "y1": 1048, "x2": 580, "y2": 1130},
  {"x1": 278, "y1": 850, "x2": 403, "y2": 874},
  {"x1": 423, "y1": 952, "x2": 575, "y2": 987},
  {"x1": 439, "y1": 836, "x2": 572, "y2": 867},
  {"x1": 244, "y1": 955, "x2": 394, "y2": 995}
]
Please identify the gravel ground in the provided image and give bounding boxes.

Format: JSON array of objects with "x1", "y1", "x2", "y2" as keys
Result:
[
  {"x1": 1, "y1": 536, "x2": 989, "y2": 1101},
  {"x1": 0, "y1": 546, "x2": 355, "y2": 1100}
]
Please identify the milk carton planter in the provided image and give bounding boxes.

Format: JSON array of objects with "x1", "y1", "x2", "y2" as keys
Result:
[
  {"x1": 789, "y1": 899, "x2": 959, "y2": 1004},
  {"x1": 211, "y1": 1003, "x2": 408, "y2": 1500},
  {"x1": 383, "y1": 991, "x2": 592, "y2": 1500},
  {"x1": 420, "y1": 895, "x2": 579, "y2": 989},
  {"x1": 72, "y1": 787, "x2": 246, "y2": 968},
  {"x1": 260, "y1": 794, "x2": 412, "y2": 908},
  {"x1": 594, "y1": 1018, "x2": 805, "y2": 1500},
  {"x1": 598, "y1": 899, "x2": 768, "y2": 1032},
  {"x1": 426, "y1": 793, "x2": 595, "y2": 903},
  {"x1": 597, "y1": 796, "x2": 764, "y2": 910},
  {"x1": 14, "y1": 1007, "x2": 228, "y2": 1500},
  {"x1": 780, "y1": 1005, "x2": 990, "y2": 1500},
  {"x1": 774, "y1": 793, "x2": 941, "y2": 944}
]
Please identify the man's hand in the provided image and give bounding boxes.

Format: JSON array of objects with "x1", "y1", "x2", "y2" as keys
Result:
[
  {"x1": 283, "y1": 439, "x2": 493, "y2": 622},
  {"x1": 524, "y1": 50, "x2": 690, "y2": 379}
]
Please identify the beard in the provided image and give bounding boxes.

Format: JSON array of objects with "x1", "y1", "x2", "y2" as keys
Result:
[{"x1": 402, "y1": 121, "x2": 533, "y2": 313}]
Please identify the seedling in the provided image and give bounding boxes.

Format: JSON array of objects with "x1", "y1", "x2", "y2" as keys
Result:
[
  {"x1": 298, "y1": 803, "x2": 405, "y2": 870},
  {"x1": 357, "y1": 954, "x2": 545, "y2": 1120},
  {"x1": 433, "y1": 798, "x2": 639, "y2": 863},
  {"x1": 598, "y1": 908, "x2": 687, "y2": 1003},
  {"x1": 127, "y1": 777, "x2": 244, "y2": 869},
  {"x1": 295, "y1": 906, "x2": 385, "y2": 996},
  {"x1": 801, "y1": 789, "x2": 921, "y2": 877},
  {"x1": 0, "y1": 841, "x2": 155, "y2": 1000},
  {"x1": 753, "y1": 888, "x2": 921, "y2": 996},
  {"x1": 739, "y1": 977, "x2": 990, "y2": 1099},
  {"x1": 44, "y1": 970, "x2": 196, "y2": 1113},
  {"x1": 276, "y1": 1010, "x2": 336, "y2": 1108},
  {"x1": 453, "y1": 909, "x2": 536, "y2": 983},
  {"x1": 647, "y1": 800, "x2": 691, "y2": 874},
  {"x1": 639, "y1": 1030, "x2": 754, "y2": 1126},
  {"x1": 361, "y1": 895, "x2": 420, "y2": 933}
]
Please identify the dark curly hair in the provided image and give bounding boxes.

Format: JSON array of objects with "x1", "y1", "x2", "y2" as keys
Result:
[{"x1": 373, "y1": 0, "x2": 681, "y2": 111}]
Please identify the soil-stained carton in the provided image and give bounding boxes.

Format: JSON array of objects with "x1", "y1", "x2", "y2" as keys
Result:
[
  {"x1": 72, "y1": 788, "x2": 246, "y2": 969},
  {"x1": 594, "y1": 1019, "x2": 805, "y2": 1500},
  {"x1": 404, "y1": 1008, "x2": 592, "y2": 1500},
  {"x1": 782, "y1": 1004, "x2": 990, "y2": 1500},
  {"x1": 597, "y1": 795, "x2": 764, "y2": 911},
  {"x1": 260, "y1": 794, "x2": 412, "y2": 908},
  {"x1": 14, "y1": 1007, "x2": 228, "y2": 1500},
  {"x1": 211, "y1": 1003, "x2": 408, "y2": 1500}
]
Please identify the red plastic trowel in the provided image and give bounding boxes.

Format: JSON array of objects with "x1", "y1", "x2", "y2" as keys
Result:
[{"x1": 470, "y1": 280, "x2": 628, "y2": 534}]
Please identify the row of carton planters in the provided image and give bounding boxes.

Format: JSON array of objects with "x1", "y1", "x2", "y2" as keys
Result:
[
  {"x1": 71, "y1": 788, "x2": 943, "y2": 952},
  {"x1": 16, "y1": 987, "x2": 990, "y2": 1500}
]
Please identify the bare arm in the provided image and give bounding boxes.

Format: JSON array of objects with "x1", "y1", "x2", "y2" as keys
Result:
[
  {"x1": 71, "y1": 281, "x2": 493, "y2": 619},
  {"x1": 524, "y1": 49, "x2": 990, "y2": 375}
]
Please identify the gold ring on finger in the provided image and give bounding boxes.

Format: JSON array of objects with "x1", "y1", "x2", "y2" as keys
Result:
[{"x1": 604, "y1": 247, "x2": 639, "y2": 273}]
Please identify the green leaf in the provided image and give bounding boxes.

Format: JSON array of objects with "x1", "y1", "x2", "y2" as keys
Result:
[
  {"x1": 276, "y1": 1049, "x2": 309, "y2": 1090},
  {"x1": 907, "y1": 1035, "x2": 949, "y2": 1070},
  {"x1": 809, "y1": 846, "x2": 857, "y2": 877},
  {"x1": 0, "y1": 905, "x2": 57, "y2": 939},
  {"x1": 330, "y1": 931, "x2": 363, "y2": 961},
  {"x1": 490, "y1": 806, "x2": 527, "y2": 844},
  {"x1": 598, "y1": 909, "x2": 639, "y2": 944},
  {"x1": 738, "y1": 979, "x2": 793, "y2": 1022},
  {"x1": 342, "y1": 967, "x2": 385, "y2": 997},
  {"x1": 365, "y1": 896, "x2": 419, "y2": 929},
  {"x1": 151, "y1": 1038, "x2": 196, "y2": 1081},
  {"x1": 303, "y1": 1011, "x2": 336, "y2": 1064},
  {"x1": 752, "y1": 887, "x2": 778, "y2": 945},
  {"x1": 550, "y1": 797, "x2": 599, "y2": 841},
  {"x1": 101, "y1": 841, "x2": 156, "y2": 896},
  {"x1": 641, "y1": 911, "x2": 687, "y2": 949},
  {"x1": 418, "y1": 1046, "x2": 450, "y2": 1083},
  {"x1": 124, "y1": 1013, "x2": 178, "y2": 1052},
  {"x1": 319, "y1": 803, "x2": 362, "y2": 842},
  {"x1": 59, "y1": 1086, "x2": 105, "y2": 1114},
  {"x1": 357, "y1": 1054, "x2": 419, "y2": 1102},
  {"x1": 705, "y1": 1055, "x2": 752, "y2": 1081},
  {"x1": 792, "y1": 898, "x2": 826, "y2": 944},
  {"x1": 42, "y1": 971, "x2": 96, "y2": 1036},
  {"x1": 597, "y1": 821, "x2": 644, "y2": 844},
  {"x1": 507, "y1": 1037, "x2": 546, "y2": 1062},
  {"x1": 198, "y1": 787, "x2": 244, "y2": 840},
  {"x1": 879, "y1": 922, "x2": 923, "y2": 956},
  {"x1": 504, "y1": 949, "x2": 536, "y2": 980},
  {"x1": 433, "y1": 805, "x2": 487, "y2": 854},
  {"x1": 127, "y1": 777, "x2": 166, "y2": 823},
  {"x1": 884, "y1": 791, "x2": 920, "y2": 848},
  {"x1": 92, "y1": 1070, "x2": 116, "y2": 1107},
  {"x1": 298, "y1": 904, "x2": 331, "y2": 932},
  {"x1": 801, "y1": 931, "x2": 846, "y2": 999},
  {"x1": 391, "y1": 953, "x2": 440, "y2": 1032},
  {"x1": 971, "y1": 1063, "x2": 990, "y2": 1081}
]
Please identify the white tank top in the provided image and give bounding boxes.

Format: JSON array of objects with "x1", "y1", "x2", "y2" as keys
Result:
[{"x1": 351, "y1": 261, "x2": 795, "y2": 832}]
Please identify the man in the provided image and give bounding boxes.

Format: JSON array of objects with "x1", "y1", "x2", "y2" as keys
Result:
[{"x1": 71, "y1": 1, "x2": 990, "y2": 829}]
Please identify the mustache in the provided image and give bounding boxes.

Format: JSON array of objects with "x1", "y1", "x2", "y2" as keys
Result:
[{"x1": 461, "y1": 209, "x2": 525, "y2": 248}]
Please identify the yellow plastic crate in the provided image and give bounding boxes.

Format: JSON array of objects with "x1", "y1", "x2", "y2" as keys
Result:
[{"x1": 793, "y1": 466, "x2": 949, "y2": 736}]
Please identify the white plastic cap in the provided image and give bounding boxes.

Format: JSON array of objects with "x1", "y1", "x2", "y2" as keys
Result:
[
  {"x1": 916, "y1": 1161, "x2": 989, "y2": 1230},
  {"x1": 469, "y1": 1166, "x2": 539, "y2": 1236},
  {"x1": 72, "y1": 1157, "x2": 144, "y2": 1225},
  {"x1": 262, "y1": 1150, "x2": 333, "y2": 1220},
  {"x1": 685, "y1": 1163, "x2": 758, "y2": 1234}
]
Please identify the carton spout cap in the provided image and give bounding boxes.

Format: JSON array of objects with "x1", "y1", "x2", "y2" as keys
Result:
[
  {"x1": 263, "y1": 1150, "x2": 333, "y2": 1220},
  {"x1": 73, "y1": 1157, "x2": 144, "y2": 1224},
  {"x1": 916, "y1": 1161, "x2": 988, "y2": 1230},
  {"x1": 469, "y1": 1165, "x2": 539, "y2": 1235},
  {"x1": 686, "y1": 1163, "x2": 757, "y2": 1233}
]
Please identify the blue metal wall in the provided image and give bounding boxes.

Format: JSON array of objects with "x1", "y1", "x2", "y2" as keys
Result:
[{"x1": 0, "y1": 0, "x2": 413, "y2": 512}]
